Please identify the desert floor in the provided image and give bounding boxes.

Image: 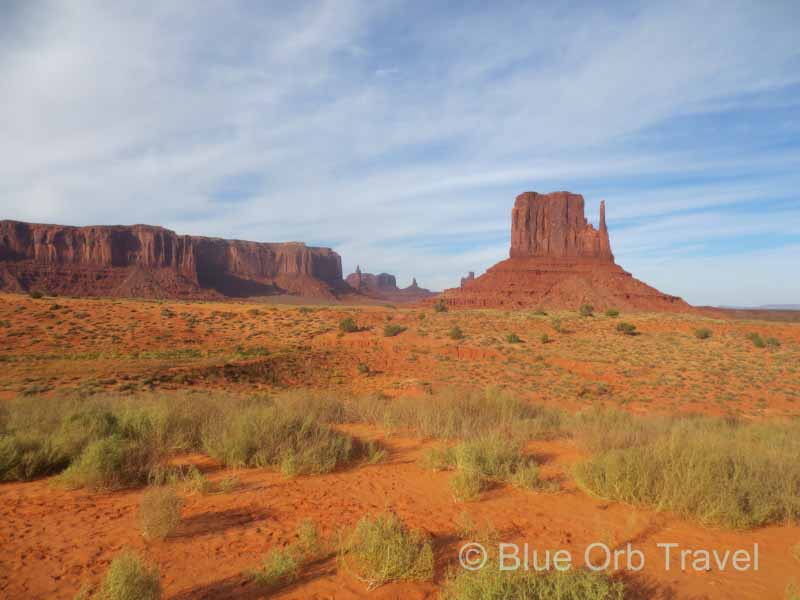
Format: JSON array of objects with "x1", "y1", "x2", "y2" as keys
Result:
[{"x1": 1, "y1": 293, "x2": 799, "y2": 599}]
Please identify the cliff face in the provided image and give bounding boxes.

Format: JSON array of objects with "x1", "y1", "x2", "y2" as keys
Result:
[
  {"x1": 0, "y1": 220, "x2": 345, "y2": 299},
  {"x1": 511, "y1": 192, "x2": 613, "y2": 261},
  {"x1": 440, "y1": 191, "x2": 690, "y2": 312}
]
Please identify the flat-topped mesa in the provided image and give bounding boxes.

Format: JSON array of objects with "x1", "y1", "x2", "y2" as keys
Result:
[
  {"x1": 0, "y1": 220, "x2": 346, "y2": 299},
  {"x1": 510, "y1": 191, "x2": 613, "y2": 261},
  {"x1": 345, "y1": 267, "x2": 436, "y2": 302},
  {"x1": 439, "y1": 190, "x2": 691, "y2": 312}
]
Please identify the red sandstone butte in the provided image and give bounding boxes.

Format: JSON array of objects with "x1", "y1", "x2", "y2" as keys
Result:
[
  {"x1": 439, "y1": 191, "x2": 690, "y2": 311},
  {"x1": 345, "y1": 266, "x2": 436, "y2": 302},
  {"x1": 0, "y1": 220, "x2": 348, "y2": 299}
]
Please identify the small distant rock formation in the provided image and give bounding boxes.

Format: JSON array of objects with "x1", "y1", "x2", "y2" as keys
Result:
[
  {"x1": 439, "y1": 191, "x2": 690, "y2": 311},
  {"x1": 345, "y1": 266, "x2": 436, "y2": 302},
  {"x1": 0, "y1": 220, "x2": 348, "y2": 299}
]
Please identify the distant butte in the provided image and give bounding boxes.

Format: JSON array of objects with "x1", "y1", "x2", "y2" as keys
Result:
[
  {"x1": 439, "y1": 191, "x2": 690, "y2": 311},
  {"x1": 0, "y1": 220, "x2": 349, "y2": 299},
  {"x1": 345, "y1": 266, "x2": 436, "y2": 302}
]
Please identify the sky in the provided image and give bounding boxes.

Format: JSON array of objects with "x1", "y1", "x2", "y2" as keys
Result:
[{"x1": 1, "y1": 1, "x2": 799, "y2": 306}]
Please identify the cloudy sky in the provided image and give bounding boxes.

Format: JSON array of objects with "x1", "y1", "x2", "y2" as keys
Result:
[{"x1": 2, "y1": 1, "x2": 799, "y2": 306}]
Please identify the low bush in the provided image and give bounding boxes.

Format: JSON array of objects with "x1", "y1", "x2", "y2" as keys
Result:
[
  {"x1": 338, "y1": 513, "x2": 434, "y2": 590},
  {"x1": 58, "y1": 436, "x2": 159, "y2": 490},
  {"x1": 504, "y1": 333, "x2": 522, "y2": 343},
  {"x1": 579, "y1": 304, "x2": 594, "y2": 317},
  {"x1": 99, "y1": 551, "x2": 161, "y2": 600},
  {"x1": 540, "y1": 333, "x2": 550, "y2": 344},
  {"x1": 139, "y1": 486, "x2": 183, "y2": 540},
  {"x1": 442, "y1": 565, "x2": 624, "y2": 600},
  {"x1": 251, "y1": 520, "x2": 325, "y2": 590},
  {"x1": 574, "y1": 418, "x2": 800, "y2": 528},
  {"x1": 450, "y1": 470, "x2": 486, "y2": 501},
  {"x1": 604, "y1": 308, "x2": 619, "y2": 317},
  {"x1": 766, "y1": 336, "x2": 781, "y2": 348},
  {"x1": 434, "y1": 299, "x2": 448, "y2": 313},
  {"x1": 383, "y1": 323, "x2": 407, "y2": 337},
  {"x1": 616, "y1": 322, "x2": 637, "y2": 336},
  {"x1": 694, "y1": 327, "x2": 712, "y2": 339},
  {"x1": 449, "y1": 326, "x2": 464, "y2": 340},
  {"x1": 550, "y1": 318, "x2": 562, "y2": 333},
  {"x1": 339, "y1": 317, "x2": 359, "y2": 333},
  {"x1": 29, "y1": 290, "x2": 44, "y2": 299},
  {"x1": 202, "y1": 404, "x2": 356, "y2": 475},
  {"x1": 747, "y1": 332, "x2": 766, "y2": 348}
]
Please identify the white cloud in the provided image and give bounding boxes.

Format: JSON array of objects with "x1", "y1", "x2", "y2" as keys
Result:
[{"x1": 1, "y1": 1, "x2": 799, "y2": 303}]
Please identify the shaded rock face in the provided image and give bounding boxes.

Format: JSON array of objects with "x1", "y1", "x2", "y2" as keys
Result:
[
  {"x1": 0, "y1": 220, "x2": 345, "y2": 299},
  {"x1": 440, "y1": 191, "x2": 690, "y2": 312},
  {"x1": 345, "y1": 267, "x2": 436, "y2": 302},
  {"x1": 511, "y1": 192, "x2": 612, "y2": 261}
]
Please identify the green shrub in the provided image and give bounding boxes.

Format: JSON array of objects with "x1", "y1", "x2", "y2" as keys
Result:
[
  {"x1": 434, "y1": 299, "x2": 448, "y2": 313},
  {"x1": 0, "y1": 434, "x2": 68, "y2": 481},
  {"x1": 550, "y1": 318, "x2": 562, "y2": 333},
  {"x1": 510, "y1": 462, "x2": 542, "y2": 490},
  {"x1": 574, "y1": 418, "x2": 800, "y2": 528},
  {"x1": 100, "y1": 551, "x2": 161, "y2": 600},
  {"x1": 533, "y1": 309, "x2": 548, "y2": 316},
  {"x1": 252, "y1": 546, "x2": 300, "y2": 589},
  {"x1": 766, "y1": 336, "x2": 781, "y2": 348},
  {"x1": 29, "y1": 290, "x2": 44, "y2": 299},
  {"x1": 694, "y1": 327, "x2": 712, "y2": 339},
  {"x1": 504, "y1": 333, "x2": 522, "y2": 344},
  {"x1": 540, "y1": 333, "x2": 550, "y2": 344},
  {"x1": 747, "y1": 332, "x2": 766, "y2": 348},
  {"x1": 201, "y1": 405, "x2": 355, "y2": 475},
  {"x1": 383, "y1": 323, "x2": 407, "y2": 337},
  {"x1": 450, "y1": 470, "x2": 486, "y2": 501},
  {"x1": 449, "y1": 326, "x2": 464, "y2": 340},
  {"x1": 604, "y1": 309, "x2": 619, "y2": 317},
  {"x1": 357, "y1": 362, "x2": 370, "y2": 375},
  {"x1": 339, "y1": 317, "x2": 359, "y2": 333},
  {"x1": 442, "y1": 565, "x2": 624, "y2": 600},
  {"x1": 139, "y1": 486, "x2": 183, "y2": 540},
  {"x1": 616, "y1": 322, "x2": 637, "y2": 336},
  {"x1": 338, "y1": 513, "x2": 434, "y2": 590},
  {"x1": 58, "y1": 436, "x2": 158, "y2": 490},
  {"x1": 579, "y1": 304, "x2": 594, "y2": 317}
]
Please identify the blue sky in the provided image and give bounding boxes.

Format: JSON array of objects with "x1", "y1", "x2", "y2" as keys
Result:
[{"x1": 1, "y1": 1, "x2": 799, "y2": 306}]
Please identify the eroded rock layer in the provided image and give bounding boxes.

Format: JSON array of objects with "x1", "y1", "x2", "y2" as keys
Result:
[
  {"x1": 440, "y1": 191, "x2": 690, "y2": 311},
  {"x1": 345, "y1": 266, "x2": 436, "y2": 302},
  {"x1": 0, "y1": 220, "x2": 346, "y2": 299}
]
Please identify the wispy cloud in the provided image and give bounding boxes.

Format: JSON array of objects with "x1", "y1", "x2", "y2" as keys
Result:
[{"x1": 1, "y1": 1, "x2": 798, "y2": 304}]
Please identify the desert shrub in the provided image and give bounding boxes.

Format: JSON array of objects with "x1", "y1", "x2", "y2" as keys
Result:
[
  {"x1": 271, "y1": 390, "x2": 348, "y2": 425},
  {"x1": 510, "y1": 462, "x2": 542, "y2": 490},
  {"x1": 449, "y1": 326, "x2": 464, "y2": 340},
  {"x1": 29, "y1": 290, "x2": 44, "y2": 299},
  {"x1": 0, "y1": 434, "x2": 68, "y2": 481},
  {"x1": 574, "y1": 418, "x2": 800, "y2": 528},
  {"x1": 383, "y1": 323, "x2": 407, "y2": 337},
  {"x1": 747, "y1": 332, "x2": 766, "y2": 348},
  {"x1": 572, "y1": 408, "x2": 672, "y2": 453},
  {"x1": 579, "y1": 304, "x2": 594, "y2": 317},
  {"x1": 201, "y1": 404, "x2": 355, "y2": 475},
  {"x1": 788, "y1": 582, "x2": 800, "y2": 600},
  {"x1": 616, "y1": 322, "x2": 637, "y2": 336},
  {"x1": 604, "y1": 308, "x2": 619, "y2": 317},
  {"x1": 99, "y1": 551, "x2": 161, "y2": 600},
  {"x1": 694, "y1": 327, "x2": 712, "y2": 339},
  {"x1": 442, "y1": 564, "x2": 624, "y2": 600},
  {"x1": 766, "y1": 336, "x2": 781, "y2": 348},
  {"x1": 217, "y1": 475, "x2": 241, "y2": 493},
  {"x1": 419, "y1": 446, "x2": 457, "y2": 471},
  {"x1": 434, "y1": 299, "x2": 448, "y2": 313},
  {"x1": 180, "y1": 465, "x2": 213, "y2": 494},
  {"x1": 252, "y1": 520, "x2": 325, "y2": 589},
  {"x1": 59, "y1": 436, "x2": 159, "y2": 490},
  {"x1": 381, "y1": 388, "x2": 564, "y2": 440},
  {"x1": 339, "y1": 317, "x2": 359, "y2": 333},
  {"x1": 505, "y1": 332, "x2": 522, "y2": 343},
  {"x1": 357, "y1": 362, "x2": 370, "y2": 375},
  {"x1": 533, "y1": 309, "x2": 548, "y2": 316},
  {"x1": 540, "y1": 333, "x2": 550, "y2": 344},
  {"x1": 550, "y1": 318, "x2": 562, "y2": 333},
  {"x1": 252, "y1": 546, "x2": 300, "y2": 589},
  {"x1": 139, "y1": 486, "x2": 183, "y2": 540},
  {"x1": 338, "y1": 513, "x2": 434, "y2": 590},
  {"x1": 450, "y1": 469, "x2": 487, "y2": 501}
]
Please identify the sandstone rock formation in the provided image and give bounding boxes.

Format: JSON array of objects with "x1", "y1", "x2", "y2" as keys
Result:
[
  {"x1": 345, "y1": 266, "x2": 436, "y2": 302},
  {"x1": 0, "y1": 220, "x2": 347, "y2": 299},
  {"x1": 439, "y1": 191, "x2": 690, "y2": 311}
]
